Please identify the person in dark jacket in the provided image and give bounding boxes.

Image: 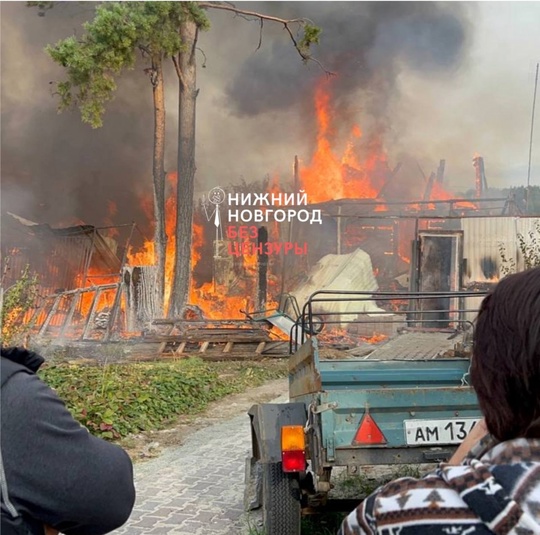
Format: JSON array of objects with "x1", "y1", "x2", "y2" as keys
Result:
[
  {"x1": 1, "y1": 347, "x2": 136, "y2": 535},
  {"x1": 339, "y1": 267, "x2": 540, "y2": 534}
]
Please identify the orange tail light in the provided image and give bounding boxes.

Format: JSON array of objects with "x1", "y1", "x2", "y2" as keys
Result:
[{"x1": 281, "y1": 425, "x2": 306, "y2": 472}]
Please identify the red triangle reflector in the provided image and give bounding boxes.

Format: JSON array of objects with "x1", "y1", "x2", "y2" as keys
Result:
[{"x1": 353, "y1": 413, "x2": 386, "y2": 445}]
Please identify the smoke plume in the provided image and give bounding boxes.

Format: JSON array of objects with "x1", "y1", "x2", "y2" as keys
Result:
[
  {"x1": 226, "y1": 3, "x2": 472, "y2": 133},
  {"x1": 1, "y1": 1, "x2": 474, "y2": 240}
]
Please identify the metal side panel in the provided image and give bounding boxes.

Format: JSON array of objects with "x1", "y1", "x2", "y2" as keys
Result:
[
  {"x1": 319, "y1": 387, "x2": 480, "y2": 453},
  {"x1": 318, "y1": 358, "x2": 472, "y2": 389},
  {"x1": 289, "y1": 338, "x2": 322, "y2": 399}
]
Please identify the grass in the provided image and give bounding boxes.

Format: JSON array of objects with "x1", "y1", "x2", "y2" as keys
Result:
[
  {"x1": 300, "y1": 465, "x2": 423, "y2": 534},
  {"x1": 39, "y1": 357, "x2": 287, "y2": 440},
  {"x1": 334, "y1": 464, "x2": 422, "y2": 499}
]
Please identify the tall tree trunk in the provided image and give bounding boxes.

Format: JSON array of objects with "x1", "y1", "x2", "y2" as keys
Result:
[
  {"x1": 151, "y1": 54, "x2": 166, "y2": 316},
  {"x1": 170, "y1": 19, "x2": 198, "y2": 317}
]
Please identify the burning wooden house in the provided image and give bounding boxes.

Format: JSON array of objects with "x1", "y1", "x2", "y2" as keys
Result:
[
  {"x1": 0, "y1": 78, "x2": 534, "y2": 351},
  {"x1": 1, "y1": 213, "x2": 141, "y2": 342}
]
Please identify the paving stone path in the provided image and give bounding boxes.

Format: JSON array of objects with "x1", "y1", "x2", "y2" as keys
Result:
[{"x1": 111, "y1": 387, "x2": 287, "y2": 535}]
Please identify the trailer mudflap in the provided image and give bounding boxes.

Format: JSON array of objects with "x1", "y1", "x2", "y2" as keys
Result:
[{"x1": 248, "y1": 402, "x2": 307, "y2": 463}]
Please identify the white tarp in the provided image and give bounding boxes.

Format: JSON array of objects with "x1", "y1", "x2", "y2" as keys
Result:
[{"x1": 291, "y1": 248, "x2": 383, "y2": 323}]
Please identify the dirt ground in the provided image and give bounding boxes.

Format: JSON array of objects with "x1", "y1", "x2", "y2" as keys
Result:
[{"x1": 119, "y1": 377, "x2": 288, "y2": 461}]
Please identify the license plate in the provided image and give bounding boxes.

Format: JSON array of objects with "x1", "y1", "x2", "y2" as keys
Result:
[{"x1": 404, "y1": 418, "x2": 480, "y2": 446}]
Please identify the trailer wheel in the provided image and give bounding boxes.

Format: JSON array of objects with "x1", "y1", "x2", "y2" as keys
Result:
[{"x1": 262, "y1": 462, "x2": 301, "y2": 535}]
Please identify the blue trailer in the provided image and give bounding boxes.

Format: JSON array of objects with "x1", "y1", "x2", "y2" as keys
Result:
[{"x1": 245, "y1": 290, "x2": 486, "y2": 535}]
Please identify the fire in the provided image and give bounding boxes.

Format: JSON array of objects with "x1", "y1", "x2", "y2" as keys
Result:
[
  {"x1": 398, "y1": 253, "x2": 410, "y2": 265},
  {"x1": 75, "y1": 266, "x2": 120, "y2": 317},
  {"x1": 299, "y1": 81, "x2": 387, "y2": 202},
  {"x1": 120, "y1": 81, "x2": 476, "y2": 323},
  {"x1": 361, "y1": 333, "x2": 388, "y2": 344},
  {"x1": 127, "y1": 239, "x2": 154, "y2": 266},
  {"x1": 190, "y1": 282, "x2": 252, "y2": 318},
  {"x1": 429, "y1": 181, "x2": 477, "y2": 210},
  {"x1": 126, "y1": 171, "x2": 280, "y2": 319},
  {"x1": 192, "y1": 222, "x2": 204, "y2": 267},
  {"x1": 126, "y1": 172, "x2": 179, "y2": 312}
]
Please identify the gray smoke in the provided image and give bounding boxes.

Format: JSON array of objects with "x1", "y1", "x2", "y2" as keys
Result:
[
  {"x1": 226, "y1": 2, "x2": 472, "y2": 137},
  {"x1": 1, "y1": 2, "x2": 158, "y2": 234},
  {"x1": 1, "y1": 1, "x2": 474, "y2": 242}
]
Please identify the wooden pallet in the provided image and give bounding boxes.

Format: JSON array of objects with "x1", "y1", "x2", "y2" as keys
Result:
[{"x1": 144, "y1": 319, "x2": 290, "y2": 360}]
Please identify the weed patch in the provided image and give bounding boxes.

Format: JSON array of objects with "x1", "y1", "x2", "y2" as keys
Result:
[{"x1": 39, "y1": 358, "x2": 286, "y2": 440}]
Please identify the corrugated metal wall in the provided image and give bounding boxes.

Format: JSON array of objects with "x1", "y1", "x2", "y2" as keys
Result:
[{"x1": 461, "y1": 217, "x2": 540, "y2": 284}]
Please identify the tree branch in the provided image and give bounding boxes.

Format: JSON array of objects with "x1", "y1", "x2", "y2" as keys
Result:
[
  {"x1": 198, "y1": 2, "x2": 334, "y2": 76},
  {"x1": 256, "y1": 18, "x2": 263, "y2": 52},
  {"x1": 171, "y1": 55, "x2": 187, "y2": 89},
  {"x1": 138, "y1": 44, "x2": 150, "y2": 56},
  {"x1": 198, "y1": 2, "x2": 307, "y2": 25},
  {"x1": 196, "y1": 47, "x2": 208, "y2": 68},
  {"x1": 192, "y1": 27, "x2": 199, "y2": 65}
]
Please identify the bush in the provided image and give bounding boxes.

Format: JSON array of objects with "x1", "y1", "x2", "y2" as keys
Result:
[
  {"x1": 499, "y1": 220, "x2": 540, "y2": 276},
  {"x1": 39, "y1": 358, "x2": 286, "y2": 440},
  {"x1": 1, "y1": 266, "x2": 39, "y2": 346}
]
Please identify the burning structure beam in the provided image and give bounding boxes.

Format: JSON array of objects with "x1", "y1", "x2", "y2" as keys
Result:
[{"x1": 472, "y1": 155, "x2": 488, "y2": 198}]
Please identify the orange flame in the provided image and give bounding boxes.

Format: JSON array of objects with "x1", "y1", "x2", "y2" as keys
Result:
[
  {"x1": 361, "y1": 333, "x2": 388, "y2": 344},
  {"x1": 126, "y1": 172, "x2": 181, "y2": 312},
  {"x1": 429, "y1": 182, "x2": 477, "y2": 210},
  {"x1": 299, "y1": 82, "x2": 387, "y2": 202},
  {"x1": 126, "y1": 171, "x2": 281, "y2": 319}
]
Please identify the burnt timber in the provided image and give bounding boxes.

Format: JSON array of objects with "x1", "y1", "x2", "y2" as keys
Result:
[{"x1": 142, "y1": 319, "x2": 290, "y2": 360}]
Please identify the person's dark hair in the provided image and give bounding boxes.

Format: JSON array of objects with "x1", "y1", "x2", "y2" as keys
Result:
[{"x1": 471, "y1": 267, "x2": 540, "y2": 441}]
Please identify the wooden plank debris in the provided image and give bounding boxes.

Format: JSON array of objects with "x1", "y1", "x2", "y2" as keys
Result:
[{"x1": 143, "y1": 318, "x2": 291, "y2": 360}]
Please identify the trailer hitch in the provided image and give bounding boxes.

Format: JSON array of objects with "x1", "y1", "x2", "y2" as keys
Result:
[
  {"x1": 304, "y1": 401, "x2": 338, "y2": 433},
  {"x1": 311, "y1": 402, "x2": 338, "y2": 414}
]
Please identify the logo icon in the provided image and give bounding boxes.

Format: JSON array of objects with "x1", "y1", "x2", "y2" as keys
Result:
[
  {"x1": 208, "y1": 187, "x2": 226, "y2": 206},
  {"x1": 203, "y1": 187, "x2": 226, "y2": 255}
]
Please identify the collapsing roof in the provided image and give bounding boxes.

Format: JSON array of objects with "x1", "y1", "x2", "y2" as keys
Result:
[
  {"x1": 25, "y1": 223, "x2": 121, "y2": 274},
  {"x1": 2, "y1": 212, "x2": 123, "y2": 292}
]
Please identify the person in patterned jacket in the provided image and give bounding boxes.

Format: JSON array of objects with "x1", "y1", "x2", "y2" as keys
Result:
[{"x1": 339, "y1": 267, "x2": 540, "y2": 535}]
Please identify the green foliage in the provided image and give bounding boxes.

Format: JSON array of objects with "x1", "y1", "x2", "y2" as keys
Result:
[
  {"x1": 39, "y1": 359, "x2": 285, "y2": 440},
  {"x1": 46, "y1": 2, "x2": 210, "y2": 127},
  {"x1": 184, "y1": 2, "x2": 211, "y2": 31},
  {"x1": 301, "y1": 466, "x2": 422, "y2": 534},
  {"x1": 338, "y1": 472, "x2": 380, "y2": 498},
  {"x1": 498, "y1": 242, "x2": 516, "y2": 276},
  {"x1": 298, "y1": 23, "x2": 322, "y2": 60},
  {"x1": 518, "y1": 223, "x2": 540, "y2": 269},
  {"x1": 390, "y1": 464, "x2": 422, "y2": 479},
  {"x1": 1, "y1": 266, "x2": 39, "y2": 346},
  {"x1": 335, "y1": 465, "x2": 422, "y2": 499},
  {"x1": 499, "y1": 220, "x2": 540, "y2": 276}
]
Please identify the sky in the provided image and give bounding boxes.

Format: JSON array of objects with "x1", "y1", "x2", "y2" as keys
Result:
[
  {"x1": 391, "y1": 2, "x2": 540, "y2": 187},
  {"x1": 1, "y1": 1, "x2": 539, "y2": 230}
]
